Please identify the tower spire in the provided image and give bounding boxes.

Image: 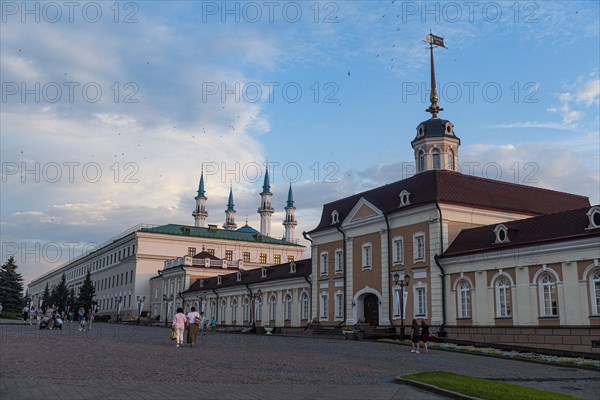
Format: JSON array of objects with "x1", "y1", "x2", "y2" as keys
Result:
[
  {"x1": 283, "y1": 183, "x2": 297, "y2": 243},
  {"x1": 425, "y1": 32, "x2": 446, "y2": 119},
  {"x1": 258, "y1": 161, "x2": 274, "y2": 236},
  {"x1": 192, "y1": 166, "x2": 208, "y2": 227},
  {"x1": 223, "y1": 184, "x2": 237, "y2": 230}
]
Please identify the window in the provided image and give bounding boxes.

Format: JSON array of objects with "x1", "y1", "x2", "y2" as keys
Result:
[
  {"x1": 287, "y1": 256, "x2": 294, "y2": 262},
  {"x1": 448, "y1": 149, "x2": 455, "y2": 170},
  {"x1": 269, "y1": 295, "x2": 277, "y2": 321},
  {"x1": 259, "y1": 253, "x2": 267, "y2": 264},
  {"x1": 393, "y1": 237, "x2": 404, "y2": 263},
  {"x1": 301, "y1": 293, "x2": 309, "y2": 320},
  {"x1": 320, "y1": 252, "x2": 328, "y2": 275},
  {"x1": 331, "y1": 210, "x2": 339, "y2": 224},
  {"x1": 587, "y1": 206, "x2": 600, "y2": 229},
  {"x1": 261, "y1": 267, "x2": 267, "y2": 278},
  {"x1": 255, "y1": 298, "x2": 262, "y2": 321},
  {"x1": 415, "y1": 287, "x2": 427, "y2": 317},
  {"x1": 335, "y1": 292, "x2": 343, "y2": 319},
  {"x1": 540, "y1": 274, "x2": 558, "y2": 317},
  {"x1": 320, "y1": 294, "x2": 328, "y2": 319},
  {"x1": 413, "y1": 234, "x2": 425, "y2": 262},
  {"x1": 217, "y1": 276, "x2": 222, "y2": 285},
  {"x1": 457, "y1": 280, "x2": 471, "y2": 319},
  {"x1": 206, "y1": 248, "x2": 215, "y2": 256},
  {"x1": 334, "y1": 249, "x2": 343, "y2": 272},
  {"x1": 231, "y1": 299, "x2": 238, "y2": 322},
  {"x1": 125, "y1": 271, "x2": 128, "y2": 285},
  {"x1": 399, "y1": 190, "x2": 410, "y2": 207},
  {"x1": 243, "y1": 252, "x2": 250, "y2": 262},
  {"x1": 592, "y1": 270, "x2": 600, "y2": 316},
  {"x1": 418, "y1": 150, "x2": 425, "y2": 172},
  {"x1": 285, "y1": 294, "x2": 292, "y2": 320},
  {"x1": 289, "y1": 261, "x2": 296, "y2": 273},
  {"x1": 243, "y1": 298, "x2": 250, "y2": 321},
  {"x1": 274, "y1": 254, "x2": 281, "y2": 264},
  {"x1": 188, "y1": 247, "x2": 196, "y2": 257},
  {"x1": 432, "y1": 149, "x2": 440, "y2": 170},
  {"x1": 225, "y1": 250, "x2": 233, "y2": 261},
  {"x1": 496, "y1": 277, "x2": 511, "y2": 317},
  {"x1": 221, "y1": 300, "x2": 227, "y2": 321},
  {"x1": 494, "y1": 224, "x2": 509, "y2": 244},
  {"x1": 236, "y1": 271, "x2": 242, "y2": 282},
  {"x1": 362, "y1": 243, "x2": 372, "y2": 269}
]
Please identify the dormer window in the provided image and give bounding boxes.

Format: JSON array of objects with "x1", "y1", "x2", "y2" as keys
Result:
[
  {"x1": 290, "y1": 261, "x2": 296, "y2": 273},
  {"x1": 417, "y1": 124, "x2": 425, "y2": 137},
  {"x1": 217, "y1": 276, "x2": 222, "y2": 285},
  {"x1": 587, "y1": 206, "x2": 600, "y2": 229},
  {"x1": 445, "y1": 122, "x2": 453, "y2": 135},
  {"x1": 236, "y1": 271, "x2": 242, "y2": 282},
  {"x1": 331, "y1": 210, "x2": 340, "y2": 224},
  {"x1": 199, "y1": 279, "x2": 204, "y2": 288},
  {"x1": 399, "y1": 190, "x2": 411, "y2": 207},
  {"x1": 494, "y1": 224, "x2": 510, "y2": 244},
  {"x1": 261, "y1": 267, "x2": 267, "y2": 278}
]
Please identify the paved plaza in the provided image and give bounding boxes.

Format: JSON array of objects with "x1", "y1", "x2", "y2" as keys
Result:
[{"x1": 1, "y1": 321, "x2": 599, "y2": 400}]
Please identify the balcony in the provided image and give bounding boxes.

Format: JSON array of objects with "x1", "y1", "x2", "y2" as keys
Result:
[{"x1": 164, "y1": 256, "x2": 242, "y2": 270}]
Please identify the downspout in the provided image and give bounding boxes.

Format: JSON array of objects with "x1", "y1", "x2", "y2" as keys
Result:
[
  {"x1": 179, "y1": 265, "x2": 186, "y2": 311},
  {"x1": 434, "y1": 201, "x2": 447, "y2": 337},
  {"x1": 384, "y1": 213, "x2": 393, "y2": 329},
  {"x1": 302, "y1": 231, "x2": 313, "y2": 328},
  {"x1": 334, "y1": 224, "x2": 347, "y2": 326}
]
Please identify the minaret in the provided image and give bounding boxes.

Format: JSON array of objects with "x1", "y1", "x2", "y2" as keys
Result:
[
  {"x1": 258, "y1": 165, "x2": 274, "y2": 236},
  {"x1": 223, "y1": 186, "x2": 237, "y2": 230},
  {"x1": 283, "y1": 184, "x2": 297, "y2": 243},
  {"x1": 411, "y1": 33, "x2": 460, "y2": 173},
  {"x1": 192, "y1": 168, "x2": 208, "y2": 227}
]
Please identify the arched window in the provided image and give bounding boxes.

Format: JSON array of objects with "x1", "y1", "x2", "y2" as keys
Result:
[
  {"x1": 457, "y1": 280, "x2": 471, "y2": 318},
  {"x1": 243, "y1": 298, "x2": 250, "y2": 321},
  {"x1": 495, "y1": 277, "x2": 511, "y2": 317},
  {"x1": 301, "y1": 292, "x2": 309, "y2": 320},
  {"x1": 418, "y1": 150, "x2": 426, "y2": 172},
  {"x1": 432, "y1": 149, "x2": 441, "y2": 170},
  {"x1": 221, "y1": 300, "x2": 227, "y2": 321},
  {"x1": 269, "y1": 295, "x2": 277, "y2": 321},
  {"x1": 591, "y1": 269, "x2": 600, "y2": 316},
  {"x1": 210, "y1": 300, "x2": 216, "y2": 320},
  {"x1": 448, "y1": 149, "x2": 455, "y2": 170},
  {"x1": 539, "y1": 274, "x2": 558, "y2": 317},
  {"x1": 231, "y1": 299, "x2": 238, "y2": 322},
  {"x1": 255, "y1": 298, "x2": 262, "y2": 321},
  {"x1": 285, "y1": 294, "x2": 293, "y2": 320}
]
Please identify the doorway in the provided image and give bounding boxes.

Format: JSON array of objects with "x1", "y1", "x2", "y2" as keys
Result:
[{"x1": 363, "y1": 294, "x2": 379, "y2": 326}]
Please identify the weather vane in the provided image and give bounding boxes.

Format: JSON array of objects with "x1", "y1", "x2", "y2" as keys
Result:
[{"x1": 422, "y1": 31, "x2": 447, "y2": 119}]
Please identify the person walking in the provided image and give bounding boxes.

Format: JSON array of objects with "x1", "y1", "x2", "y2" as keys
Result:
[
  {"x1": 186, "y1": 307, "x2": 200, "y2": 347},
  {"x1": 172, "y1": 307, "x2": 187, "y2": 347},
  {"x1": 411, "y1": 319, "x2": 420, "y2": 353},
  {"x1": 420, "y1": 319, "x2": 430, "y2": 353},
  {"x1": 78, "y1": 307, "x2": 86, "y2": 331},
  {"x1": 87, "y1": 307, "x2": 95, "y2": 331},
  {"x1": 29, "y1": 306, "x2": 35, "y2": 325}
]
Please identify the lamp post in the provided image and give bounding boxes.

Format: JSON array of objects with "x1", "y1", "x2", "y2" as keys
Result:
[
  {"x1": 115, "y1": 296, "x2": 123, "y2": 323},
  {"x1": 250, "y1": 289, "x2": 262, "y2": 333},
  {"x1": 163, "y1": 294, "x2": 174, "y2": 326},
  {"x1": 393, "y1": 272, "x2": 411, "y2": 339},
  {"x1": 136, "y1": 296, "x2": 145, "y2": 325}
]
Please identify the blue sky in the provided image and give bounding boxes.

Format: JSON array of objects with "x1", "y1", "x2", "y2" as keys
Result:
[{"x1": 1, "y1": 1, "x2": 599, "y2": 285}]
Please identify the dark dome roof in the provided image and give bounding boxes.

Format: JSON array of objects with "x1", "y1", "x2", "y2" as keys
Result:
[
  {"x1": 412, "y1": 118, "x2": 460, "y2": 145},
  {"x1": 236, "y1": 224, "x2": 260, "y2": 234}
]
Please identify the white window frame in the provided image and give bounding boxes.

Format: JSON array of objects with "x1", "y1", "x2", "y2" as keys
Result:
[
  {"x1": 284, "y1": 294, "x2": 293, "y2": 321},
  {"x1": 231, "y1": 299, "x2": 238, "y2": 322},
  {"x1": 301, "y1": 292, "x2": 309, "y2": 320},
  {"x1": 495, "y1": 277, "x2": 512, "y2": 318},
  {"x1": 335, "y1": 292, "x2": 343, "y2": 319},
  {"x1": 413, "y1": 233, "x2": 425, "y2": 262},
  {"x1": 457, "y1": 280, "x2": 471, "y2": 319},
  {"x1": 414, "y1": 284, "x2": 427, "y2": 318},
  {"x1": 243, "y1": 298, "x2": 250, "y2": 321},
  {"x1": 320, "y1": 293, "x2": 328, "y2": 319},
  {"x1": 334, "y1": 249, "x2": 343, "y2": 273},
  {"x1": 591, "y1": 269, "x2": 600, "y2": 316},
  {"x1": 221, "y1": 300, "x2": 227, "y2": 321},
  {"x1": 255, "y1": 299, "x2": 262, "y2": 321},
  {"x1": 362, "y1": 243, "x2": 372, "y2": 270},
  {"x1": 320, "y1": 251, "x2": 329, "y2": 276},
  {"x1": 269, "y1": 295, "x2": 277, "y2": 321},
  {"x1": 392, "y1": 236, "x2": 404, "y2": 264},
  {"x1": 539, "y1": 274, "x2": 558, "y2": 317}
]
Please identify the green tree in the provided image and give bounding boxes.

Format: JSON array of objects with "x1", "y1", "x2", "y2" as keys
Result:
[
  {"x1": 42, "y1": 283, "x2": 50, "y2": 311},
  {"x1": 54, "y1": 273, "x2": 69, "y2": 311},
  {"x1": 67, "y1": 287, "x2": 75, "y2": 312},
  {"x1": 49, "y1": 285, "x2": 58, "y2": 308},
  {"x1": 0, "y1": 256, "x2": 24, "y2": 312},
  {"x1": 77, "y1": 270, "x2": 96, "y2": 309}
]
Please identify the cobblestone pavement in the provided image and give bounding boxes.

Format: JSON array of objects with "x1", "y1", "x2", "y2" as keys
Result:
[{"x1": 1, "y1": 321, "x2": 599, "y2": 400}]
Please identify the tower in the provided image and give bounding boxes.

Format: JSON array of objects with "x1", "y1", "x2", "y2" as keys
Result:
[
  {"x1": 283, "y1": 184, "x2": 297, "y2": 243},
  {"x1": 411, "y1": 33, "x2": 460, "y2": 173},
  {"x1": 223, "y1": 186, "x2": 237, "y2": 230},
  {"x1": 192, "y1": 169, "x2": 208, "y2": 227},
  {"x1": 258, "y1": 165, "x2": 274, "y2": 236}
]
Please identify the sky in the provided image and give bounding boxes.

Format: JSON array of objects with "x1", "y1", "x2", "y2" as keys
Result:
[{"x1": 1, "y1": 0, "x2": 599, "y2": 287}]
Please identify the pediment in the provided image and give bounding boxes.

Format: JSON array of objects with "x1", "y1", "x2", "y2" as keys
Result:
[{"x1": 346, "y1": 198, "x2": 383, "y2": 224}]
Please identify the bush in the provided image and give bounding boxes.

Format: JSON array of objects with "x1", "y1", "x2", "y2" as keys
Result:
[
  {"x1": 94, "y1": 315, "x2": 111, "y2": 322},
  {"x1": 0, "y1": 311, "x2": 23, "y2": 320}
]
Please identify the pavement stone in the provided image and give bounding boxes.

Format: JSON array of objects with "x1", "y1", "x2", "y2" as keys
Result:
[{"x1": 1, "y1": 320, "x2": 599, "y2": 400}]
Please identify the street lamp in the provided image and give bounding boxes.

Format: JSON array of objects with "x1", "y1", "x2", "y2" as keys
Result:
[
  {"x1": 162, "y1": 294, "x2": 174, "y2": 327},
  {"x1": 136, "y1": 296, "x2": 145, "y2": 325},
  {"x1": 250, "y1": 289, "x2": 262, "y2": 333},
  {"x1": 393, "y1": 272, "x2": 411, "y2": 340},
  {"x1": 115, "y1": 296, "x2": 123, "y2": 323}
]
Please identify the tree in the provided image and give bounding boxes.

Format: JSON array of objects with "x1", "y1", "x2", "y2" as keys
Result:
[
  {"x1": 67, "y1": 288, "x2": 75, "y2": 313},
  {"x1": 77, "y1": 270, "x2": 96, "y2": 309},
  {"x1": 54, "y1": 273, "x2": 69, "y2": 311},
  {"x1": 42, "y1": 283, "x2": 50, "y2": 311},
  {"x1": 0, "y1": 256, "x2": 24, "y2": 312}
]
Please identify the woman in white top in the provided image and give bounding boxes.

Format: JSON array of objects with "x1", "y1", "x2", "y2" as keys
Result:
[{"x1": 186, "y1": 307, "x2": 200, "y2": 347}]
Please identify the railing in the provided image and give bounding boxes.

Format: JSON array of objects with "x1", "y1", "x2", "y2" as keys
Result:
[{"x1": 164, "y1": 257, "x2": 241, "y2": 269}]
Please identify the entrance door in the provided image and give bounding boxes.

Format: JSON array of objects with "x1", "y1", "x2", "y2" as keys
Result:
[{"x1": 363, "y1": 294, "x2": 379, "y2": 326}]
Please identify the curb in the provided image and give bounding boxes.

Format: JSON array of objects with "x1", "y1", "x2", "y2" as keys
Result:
[{"x1": 394, "y1": 377, "x2": 479, "y2": 400}]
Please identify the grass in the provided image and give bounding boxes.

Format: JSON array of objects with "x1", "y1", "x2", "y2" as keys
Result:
[{"x1": 401, "y1": 371, "x2": 582, "y2": 400}]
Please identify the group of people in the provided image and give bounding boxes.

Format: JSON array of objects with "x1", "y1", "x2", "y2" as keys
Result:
[
  {"x1": 410, "y1": 319, "x2": 432, "y2": 353},
  {"x1": 21, "y1": 304, "x2": 95, "y2": 330},
  {"x1": 171, "y1": 307, "x2": 209, "y2": 347}
]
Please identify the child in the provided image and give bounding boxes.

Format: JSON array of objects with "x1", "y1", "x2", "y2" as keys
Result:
[{"x1": 411, "y1": 319, "x2": 420, "y2": 353}]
